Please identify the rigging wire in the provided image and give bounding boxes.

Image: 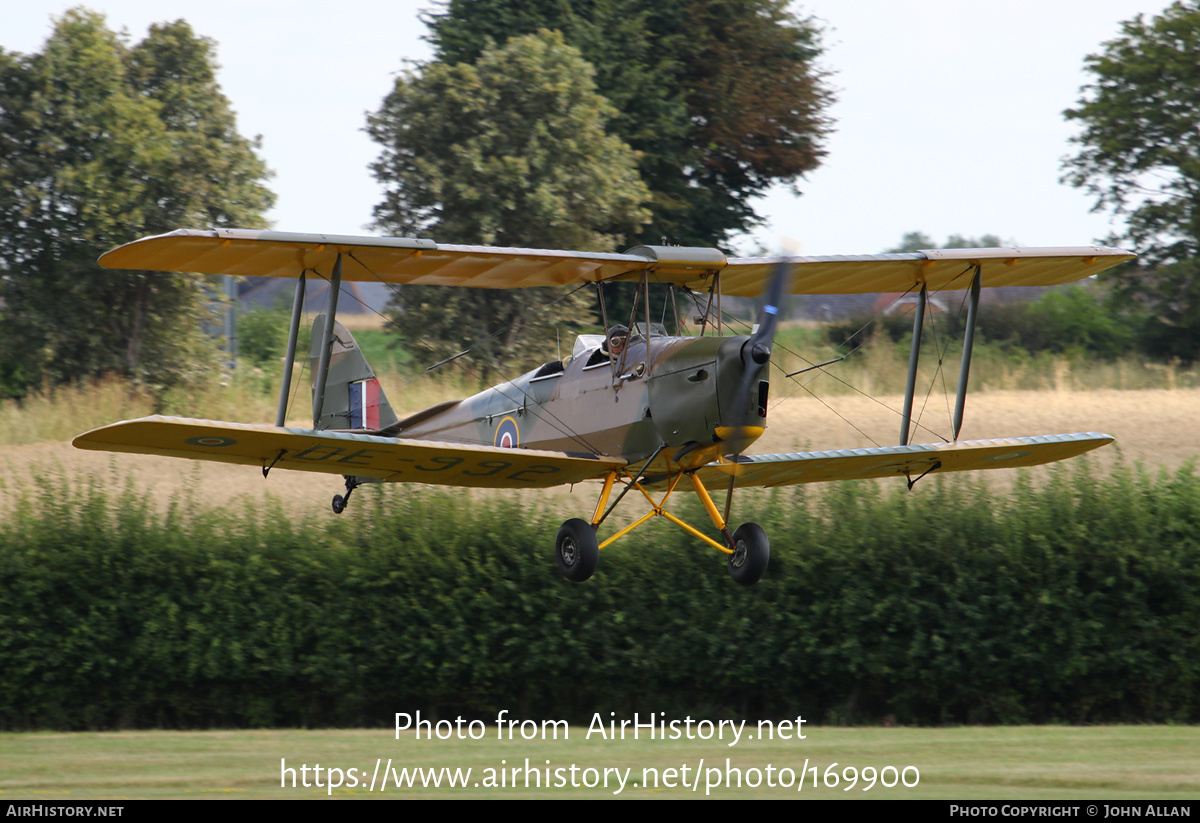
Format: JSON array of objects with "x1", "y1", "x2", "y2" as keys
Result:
[
  {"x1": 909, "y1": 264, "x2": 979, "y2": 441},
  {"x1": 330, "y1": 252, "x2": 607, "y2": 454},
  {"x1": 284, "y1": 252, "x2": 983, "y2": 453},
  {"x1": 910, "y1": 291, "x2": 951, "y2": 443},
  {"x1": 705, "y1": 262, "x2": 982, "y2": 446},
  {"x1": 707, "y1": 286, "x2": 953, "y2": 445},
  {"x1": 776, "y1": 264, "x2": 980, "y2": 445}
]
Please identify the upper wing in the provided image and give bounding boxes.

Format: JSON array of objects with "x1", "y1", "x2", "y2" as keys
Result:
[
  {"x1": 99, "y1": 229, "x2": 652, "y2": 288},
  {"x1": 687, "y1": 433, "x2": 1113, "y2": 488},
  {"x1": 719, "y1": 247, "x2": 1136, "y2": 296},
  {"x1": 73, "y1": 416, "x2": 624, "y2": 489},
  {"x1": 99, "y1": 229, "x2": 1133, "y2": 294}
]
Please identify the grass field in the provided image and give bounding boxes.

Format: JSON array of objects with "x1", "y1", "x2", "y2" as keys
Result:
[
  {"x1": 1, "y1": 726, "x2": 1196, "y2": 800},
  {"x1": 7, "y1": 385, "x2": 1196, "y2": 520}
]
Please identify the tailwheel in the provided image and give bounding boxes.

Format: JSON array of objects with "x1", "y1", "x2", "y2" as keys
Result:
[
  {"x1": 727, "y1": 523, "x2": 770, "y2": 586},
  {"x1": 556, "y1": 518, "x2": 599, "y2": 582}
]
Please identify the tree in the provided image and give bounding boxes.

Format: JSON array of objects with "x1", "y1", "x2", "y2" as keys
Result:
[
  {"x1": 367, "y1": 30, "x2": 651, "y2": 383},
  {"x1": 1063, "y1": 1, "x2": 1200, "y2": 360},
  {"x1": 884, "y1": 232, "x2": 1006, "y2": 253},
  {"x1": 422, "y1": 0, "x2": 834, "y2": 247},
  {"x1": 127, "y1": 20, "x2": 274, "y2": 233},
  {"x1": 0, "y1": 9, "x2": 273, "y2": 394}
]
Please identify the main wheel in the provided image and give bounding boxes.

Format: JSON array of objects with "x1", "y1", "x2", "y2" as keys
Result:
[
  {"x1": 331, "y1": 494, "x2": 346, "y2": 514},
  {"x1": 728, "y1": 522, "x2": 769, "y2": 585},
  {"x1": 556, "y1": 518, "x2": 600, "y2": 582}
]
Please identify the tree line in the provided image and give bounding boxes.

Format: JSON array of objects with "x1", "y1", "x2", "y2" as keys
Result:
[
  {"x1": 1063, "y1": 0, "x2": 1200, "y2": 362},
  {"x1": 0, "y1": 9, "x2": 272, "y2": 397},
  {"x1": 3, "y1": 2, "x2": 1200, "y2": 395}
]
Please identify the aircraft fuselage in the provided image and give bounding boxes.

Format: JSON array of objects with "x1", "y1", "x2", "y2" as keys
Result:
[{"x1": 396, "y1": 333, "x2": 769, "y2": 469}]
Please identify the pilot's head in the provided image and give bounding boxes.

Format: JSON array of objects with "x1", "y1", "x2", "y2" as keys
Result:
[{"x1": 607, "y1": 325, "x2": 629, "y2": 355}]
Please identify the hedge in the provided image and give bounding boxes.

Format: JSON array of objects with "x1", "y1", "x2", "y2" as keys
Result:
[{"x1": 1, "y1": 460, "x2": 1197, "y2": 729}]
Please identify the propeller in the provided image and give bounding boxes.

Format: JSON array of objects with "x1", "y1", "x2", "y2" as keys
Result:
[{"x1": 720, "y1": 256, "x2": 793, "y2": 524}]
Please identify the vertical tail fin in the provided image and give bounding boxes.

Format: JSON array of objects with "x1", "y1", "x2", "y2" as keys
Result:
[{"x1": 309, "y1": 314, "x2": 399, "y2": 432}]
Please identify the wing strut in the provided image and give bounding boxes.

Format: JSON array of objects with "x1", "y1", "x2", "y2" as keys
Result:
[
  {"x1": 643, "y1": 269, "x2": 653, "y2": 376},
  {"x1": 899, "y1": 266, "x2": 985, "y2": 447},
  {"x1": 275, "y1": 270, "x2": 307, "y2": 427},
  {"x1": 952, "y1": 267, "x2": 982, "y2": 440},
  {"x1": 899, "y1": 284, "x2": 927, "y2": 446},
  {"x1": 311, "y1": 253, "x2": 343, "y2": 427}
]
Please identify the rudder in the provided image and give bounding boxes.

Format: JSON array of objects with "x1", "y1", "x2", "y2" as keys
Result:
[{"x1": 309, "y1": 314, "x2": 399, "y2": 432}]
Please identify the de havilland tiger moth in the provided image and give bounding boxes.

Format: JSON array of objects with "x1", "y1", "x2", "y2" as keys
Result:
[{"x1": 74, "y1": 230, "x2": 1133, "y2": 584}]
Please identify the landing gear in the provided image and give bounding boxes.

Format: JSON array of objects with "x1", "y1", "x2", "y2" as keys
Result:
[
  {"x1": 331, "y1": 476, "x2": 360, "y2": 514},
  {"x1": 556, "y1": 518, "x2": 599, "y2": 582},
  {"x1": 557, "y1": 471, "x2": 771, "y2": 585},
  {"x1": 727, "y1": 522, "x2": 769, "y2": 586}
]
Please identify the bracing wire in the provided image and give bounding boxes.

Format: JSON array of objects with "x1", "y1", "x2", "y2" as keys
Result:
[
  {"x1": 331, "y1": 252, "x2": 606, "y2": 453},
  {"x1": 706, "y1": 263, "x2": 980, "y2": 446},
  {"x1": 707, "y1": 287, "x2": 953, "y2": 445}
]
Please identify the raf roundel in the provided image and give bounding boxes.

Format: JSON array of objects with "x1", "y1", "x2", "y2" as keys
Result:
[
  {"x1": 494, "y1": 416, "x2": 520, "y2": 449},
  {"x1": 185, "y1": 435, "x2": 237, "y2": 447}
]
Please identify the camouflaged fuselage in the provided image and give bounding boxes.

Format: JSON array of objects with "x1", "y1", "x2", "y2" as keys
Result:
[{"x1": 397, "y1": 334, "x2": 768, "y2": 468}]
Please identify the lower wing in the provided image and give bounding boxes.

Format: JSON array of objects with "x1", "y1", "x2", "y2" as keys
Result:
[
  {"x1": 73, "y1": 416, "x2": 623, "y2": 489},
  {"x1": 690, "y1": 432, "x2": 1113, "y2": 488}
]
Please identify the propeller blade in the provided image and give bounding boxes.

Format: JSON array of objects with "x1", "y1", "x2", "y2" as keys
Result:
[
  {"x1": 729, "y1": 257, "x2": 791, "y2": 431},
  {"x1": 746, "y1": 255, "x2": 791, "y2": 353},
  {"x1": 722, "y1": 256, "x2": 792, "y2": 523}
]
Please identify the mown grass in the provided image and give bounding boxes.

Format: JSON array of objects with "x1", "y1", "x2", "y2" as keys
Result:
[{"x1": 1, "y1": 726, "x2": 1196, "y2": 799}]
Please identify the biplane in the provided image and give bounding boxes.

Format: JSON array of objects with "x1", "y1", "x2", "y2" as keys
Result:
[{"x1": 74, "y1": 230, "x2": 1133, "y2": 584}]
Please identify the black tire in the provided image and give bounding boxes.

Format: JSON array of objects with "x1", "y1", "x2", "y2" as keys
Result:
[
  {"x1": 332, "y1": 494, "x2": 346, "y2": 514},
  {"x1": 728, "y1": 522, "x2": 769, "y2": 585},
  {"x1": 556, "y1": 518, "x2": 600, "y2": 582}
]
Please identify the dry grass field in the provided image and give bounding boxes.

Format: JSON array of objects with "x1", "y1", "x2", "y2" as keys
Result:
[{"x1": 1, "y1": 386, "x2": 1195, "y2": 519}]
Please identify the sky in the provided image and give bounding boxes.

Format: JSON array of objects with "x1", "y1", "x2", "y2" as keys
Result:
[{"x1": 5, "y1": 0, "x2": 1174, "y2": 257}]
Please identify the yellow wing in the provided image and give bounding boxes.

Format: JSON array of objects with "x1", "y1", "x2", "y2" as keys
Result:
[
  {"x1": 687, "y1": 433, "x2": 1113, "y2": 488},
  {"x1": 73, "y1": 416, "x2": 624, "y2": 489},
  {"x1": 719, "y1": 248, "x2": 1135, "y2": 296},
  {"x1": 98, "y1": 229, "x2": 1134, "y2": 294}
]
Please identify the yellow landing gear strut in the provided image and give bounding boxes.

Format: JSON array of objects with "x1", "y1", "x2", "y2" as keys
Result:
[{"x1": 552, "y1": 469, "x2": 770, "y2": 586}]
